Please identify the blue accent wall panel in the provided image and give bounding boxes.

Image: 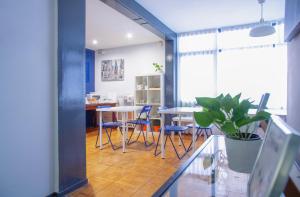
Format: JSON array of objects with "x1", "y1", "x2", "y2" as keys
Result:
[
  {"x1": 165, "y1": 39, "x2": 177, "y2": 108},
  {"x1": 85, "y1": 49, "x2": 95, "y2": 93},
  {"x1": 58, "y1": 0, "x2": 87, "y2": 194}
]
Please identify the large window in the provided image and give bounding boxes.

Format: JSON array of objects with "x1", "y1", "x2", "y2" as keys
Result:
[{"x1": 178, "y1": 22, "x2": 287, "y2": 109}]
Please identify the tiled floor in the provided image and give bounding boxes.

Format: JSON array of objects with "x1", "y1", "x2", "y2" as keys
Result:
[{"x1": 69, "y1": 129, "x2": 205, "y2": 197}]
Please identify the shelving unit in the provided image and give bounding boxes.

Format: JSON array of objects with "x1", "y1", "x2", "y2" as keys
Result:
[{"x1": 135, "y1": 74, "x2": 164, "y2": 129}]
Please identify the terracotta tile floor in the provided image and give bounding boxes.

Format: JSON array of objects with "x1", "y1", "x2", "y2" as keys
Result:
[{"x1": 68, "y1": 129, "x2": 205, "y2": 197}]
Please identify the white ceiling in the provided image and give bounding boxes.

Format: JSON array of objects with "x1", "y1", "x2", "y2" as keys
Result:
[
  {"x1": 86, "y1": 0, "x2": 162, "y2": 50},
  {"x1": 136, "y1": 0, "x2": 285, "y2": 33}
]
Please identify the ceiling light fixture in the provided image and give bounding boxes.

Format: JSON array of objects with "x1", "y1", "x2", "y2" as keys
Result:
[
  {"x1": 249, "y1": 0, "x2": 275, "y2": 37},
  {"x1": 92, "y1": 39, "x2": 98, "y2": 45},
  {"x1": 126, "y1": 33, "x2": 133, "y2": 39}
]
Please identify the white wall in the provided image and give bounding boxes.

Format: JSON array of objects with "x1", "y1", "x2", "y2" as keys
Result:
[
  {"x1": 95, "y1": 41, "x2": 165, "y2": 97},
  {"x1": 0, "y1": 0, "x2": 56, "y2": 196}
]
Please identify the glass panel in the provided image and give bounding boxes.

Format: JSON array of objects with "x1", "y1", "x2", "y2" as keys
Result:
[
  {"x1": 178, "y1": 32, "x2": 216, "y2": 52},
  {"x1": 217, "y1": 45, "x2": 287, "y2": 109},
  {"x1": 162, "y1": 136, "x2": 249, "y2": 197},
  {"x1": 179, "y1": 54, "x2": 215, "y2": 104}
]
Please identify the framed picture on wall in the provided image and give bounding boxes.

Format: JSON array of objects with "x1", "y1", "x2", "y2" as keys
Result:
[{"x1": 101, "y1": 59, "x2": 124, "y2": 81}]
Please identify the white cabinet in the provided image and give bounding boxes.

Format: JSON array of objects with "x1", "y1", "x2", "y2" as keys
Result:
[{"x1": 135, "y1": 74, "x2": 164, "y2": 122}]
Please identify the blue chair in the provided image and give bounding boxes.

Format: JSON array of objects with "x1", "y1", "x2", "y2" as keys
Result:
[
  {"x1": 127, "y1": 105, "x2": 155, "y2": 147},
  {"x1": 154, "y1": 107, "x2": 189, "y2": 159},
  {"x1": 95, "y1": 106, "x2": 123, "y2": 150},
  {"x1": 186, "y1": 123, "x2": 213, "y2": 151},
  {"x1": 154, "y1": 125, "x2": 189, "y2": 159}
]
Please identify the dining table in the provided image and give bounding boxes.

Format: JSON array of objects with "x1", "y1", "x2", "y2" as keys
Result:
[
  {"x1": 96, "y1": 105, "x2": 144, "y2": 153},
  {"x1": 158, "y1": 107, "x2": 203, "y2": 159}
]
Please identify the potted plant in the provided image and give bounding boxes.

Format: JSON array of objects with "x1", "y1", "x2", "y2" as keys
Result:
[
  {"x1": 194, "y1": 93, "x2": 270, "y2": 173},
  {"x1": 152, "y1": 63, "x2": 163, "y2": 73}
]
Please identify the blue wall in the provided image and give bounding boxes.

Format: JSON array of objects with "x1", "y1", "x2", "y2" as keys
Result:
[
  {"x1": 85, "y1": 49, "x2": 95, "y2": 93},
  {"x1": 58, "y1": 0, "x2": 87, "y2": 194}
]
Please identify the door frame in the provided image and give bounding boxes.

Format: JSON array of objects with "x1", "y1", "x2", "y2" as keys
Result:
[{"x1": 57, "y1": 0, "x2": 177, "y2": 195}]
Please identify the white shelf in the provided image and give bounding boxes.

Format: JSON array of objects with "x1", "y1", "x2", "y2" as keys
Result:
[{"x1": 134, "y1": 74, "x2": 164, "y2": 126}]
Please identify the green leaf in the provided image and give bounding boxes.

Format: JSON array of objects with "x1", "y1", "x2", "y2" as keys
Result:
[
  {"x1": 235, "y1": 111, "x2": 270, "y2": 127},
  {"x1": 238, "y1": 99, "x2": 252, "y2": 114},
  {"x1": 194, "y1": 111, "x2": 214, "y2": 127},
  {"x1": 211, "y1": 110, "x2": 226, "y2": 122},
  {"x1": 221, "y1": 122, "x2": 237, "y2": 135},
  {"x1": 222, "y1": 94, "x2": 233, "y2": 113},
  {"x1": 232, "y1": 107, "x2": 246, "y2": 122},
  {"x1": 232, "y1": 93, "x2": 241, "y2": 108},
  {"x1": 216, "y1": 94, "x2": 224, "y2": 102},
  {"x1": 196, "y1": 97, "x2": 220, "y2": 111},
  {"x1": 251, "y1": 111, "x2": 271, "y2": 121},
  {"x1": 236, "y1": 117, "x2": 252, "y2": 127}
]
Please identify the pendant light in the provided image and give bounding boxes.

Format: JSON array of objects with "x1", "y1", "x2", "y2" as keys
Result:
[{"x1": 249, "y1": 0, "x2": 275, "y2": 37}]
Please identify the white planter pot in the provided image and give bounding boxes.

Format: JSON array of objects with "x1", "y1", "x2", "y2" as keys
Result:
[{"x1": 225, "y1": 134, "x2": 262, "y2": 173}]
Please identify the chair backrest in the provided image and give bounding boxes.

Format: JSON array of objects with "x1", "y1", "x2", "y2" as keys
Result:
[
  {"x1": 137, "y1": 105, "x2": 152, "y2": 120},
  {"x1": 252, "y1": 93, "x2": 270, "y2": 132},
  {"x1": 257, "y1": 93, "x2": 270, "y2": 113}
]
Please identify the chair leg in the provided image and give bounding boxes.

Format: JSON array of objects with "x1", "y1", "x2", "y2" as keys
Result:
[
  {"x1": 209, "y1": 128, "x2": 213, "y2": 135},
  {"x1": 154, "y1": 131, "x2": 168, "y2": 156},
  {"x1": 169, "y1": 135, "x2": 181, "y2": 159},
  {"x1": 95, "y1": 128, "x2": 109, "y2": 148},
  {"x1": 141, "y1": 130, "x2": 147, "y2": 146},
  {"x1": 151, "y1": 127, "x2": 155, "y2": 144},
  {"x1": 187, "y1": 128, "x2": 203, "y2": 151},
  {"x1": 142, "y1": 125, "x2": 154, "y2": 147},
  {"x1": 128, "y1": 125, "x2": 146, "y2": 145},
  {"x1": 105, "y1": 128, "x2": 121, "y2": 150},
  {"x1": 109, "y1": 128, "x2": 113, "y2": 138},
  {"x1": 119, "y1": 126, "x2": 123, "y2": 136},
  {"x1": 127, "y1": 124, "x2": 138, "y2": 144},
  {"x1": 134, "y1": 127, "x2": 142, "y2": 142},
  {"x1": 178, "y1": 133, "x2": 187, "y2": 152}
]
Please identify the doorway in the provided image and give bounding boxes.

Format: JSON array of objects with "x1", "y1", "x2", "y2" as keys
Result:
[{"x1": 57, "y1": 0, "x2": 177, "y2": 195}]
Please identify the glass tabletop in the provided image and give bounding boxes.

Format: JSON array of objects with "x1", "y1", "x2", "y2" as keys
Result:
[{"x1": 155, "y1": 136, "x2": 250, "y2": 197}]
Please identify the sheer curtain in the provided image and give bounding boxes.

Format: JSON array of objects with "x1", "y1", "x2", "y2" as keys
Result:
[
  {"x1": 179, "y1": 54, "x2": 215, "y2": 105},
  {"x1": 178, "y1": 21, "x2": 287, "y2": 109},
  {"x1": 217, "y1": 46, "x2": 287, "y2": 109}
]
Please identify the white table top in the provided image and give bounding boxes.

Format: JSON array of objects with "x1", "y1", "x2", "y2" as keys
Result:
[
  {"x1": 158, "y1": 107, "x2": 203, "y2": 115},
  {"x1": 96, "y1": 105, "x2": 143, "y2": 112}
]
